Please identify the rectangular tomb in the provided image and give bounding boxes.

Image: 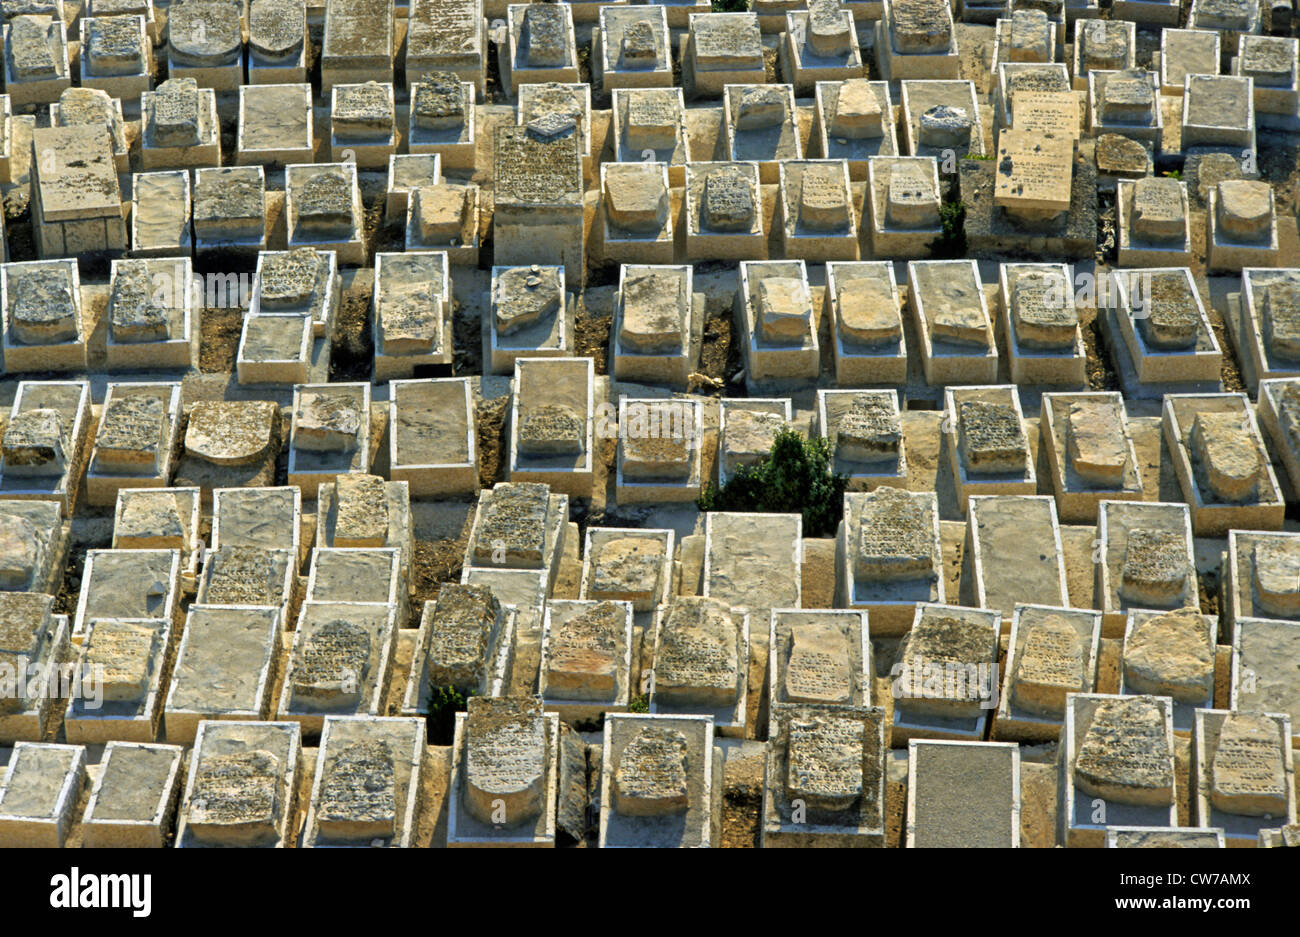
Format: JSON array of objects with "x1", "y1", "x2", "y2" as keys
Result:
[{"x1": 993, "y1": 603, "x2": 1102, "y2": 743}]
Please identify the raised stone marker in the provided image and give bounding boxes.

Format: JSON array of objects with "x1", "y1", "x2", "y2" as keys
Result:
[
  {"x1": 900, "y1": 79, "x2": 984, "y2": 158},
  {"x1": 3, "y1": 14, "x2": 70, "y2": 107},
  {"x1": 175, "y1": 400, "x2": 281, "y2": 501},
  {"x1": 817, "y1": 389, "x2": 906, "y2": 489},
  {"x1": 684, "y1": 161, "x2": 765, "y2": 261},
  {"x1": 650, "y1": 596, "x2": 748, "y2": 735},
  {"x1": 321, "y1": 0, "x2": 395, "y2": 90},
  {"x1": 865, "y1": 156, "x2": 942, "y2": 260},
  {"x1": 737, "y1": 260, "x2": 819, "y2": 386},
  {"x1": 704, "y1": 510, "x2": 802, "y2": 614},
  {"x1": 601, "y1": 161, "x2": 674, "y2": 264},
  {"x1": 840, "y1": 487, "x2": 943, "y2": 633},
  {"x1": 1096, "y1": 500, "x2": 1197, "y2": 635},
  {"x1": 287, "y1": 382, "x2": 371, "y2": 496},
  {"x1": 0, "y1": 380, "x2": 90, "y2": 513},
  {"x1": 945, "y1": 384, "x2": 1036, "y2": 508},
  {"x1": 508, "y1": 357, "x2": 595, "y2": 498},
  {"x1": 80, "y1": 741, "x2": 184, "y2": 848},
  {"x1": 448, "y1": 695, "x2": 559, "y2": 846},
  {"x1": 909, "y1": 259, "x2": 998, "y2": 385},
  {"x1": 1207, "y1": 179, "x2": 1277, "y2": 273},
  {"x1": 405, "y1": 180, "x2": 481, "y2": 264},
  {"x1": 285, "y1": 163, "x2": 365, "y2": 265},
  {"x1": 53, "y1": 81, "x2": 129, "y2": 179},
  {"x1": 781, "y1": 0, "x2": 863, "y2": 95},
  {"x1": 1072, "y1": 19, "x2": 1135, "y2": 88},
  {"x1": 814, "y1": 79, "x2": 898, "y2": 177},
  {"x1": 1121, "y1": 608, "x2": 1216, "y2": 730},
  {"x1": 891, "y1": 603, "x2": 1001, "y2": 743},
  {"x1": 616, "y1": 396, "x2": 703, "y2": 504},
  {"x1": 141, "y1": 77, "x2": 220, "y2": 170},
  {"x1": 1224, "y1": 530, "x2": 1300, "y2": 629},
  {"x1": 0, "y1": 592, "x2": 69, "y2": 743},
  {"x1": 463, "y1": 481, "x2": 568, "y2": 580},
  {"x1": 1088, "y1": 68, "x2": 1162, "y2": 148},
  {"x1": 1117, "y1": 175, "x2": 1192, "y2": 267},
  {"x1": 580, "y1": 526, "x2": 673, "y2": 613},
  {"x1": 193, "y1": 167, "x2": 267, "y2": 256},
  {"x1": 176, "y1": 720, "x2": 301, "y2": 847},
  {"x1": 504, "y1": 2, "x2": 578, "y2": 95},
  {"x1": 1193, "y1": 708, "x2": 1294, "y2": 845},
  {"x1": 30, "y1": 125, "x2": 126, "y2": 258},
  {"x1": 540, "y1": 599, "x2": 634, "y2": 719},
  {"x1": 1236, "y1": 34, "x2": 1298, "y2": 129},
  {"x1": 66, "y1": 616, "x2": 171, "y2": 743},
  {"x1": 406, "y1": 0, "x2": 486, "y2": 94},
  {"x1": 717, "y1": 399, "x2": 790, "y2": 486},
  {"x1": 80, "y1": 14, "x2": 151, "y2": 100},
  {"x1": 1040, "y1": 392, "x2": 1143, "y2": 521},
  {"x1": 0, "y1": 741, "x2": 85, "y2": 847},
  {"x1": 106, "y1": 257, "x2": 196, "y2": 370},
  {"x1": 768, "y1": 609, "x2": 870, "y2": 711},
  {"x1": 876, "y1": 0, "x2": 959, "y2": 80},
  {"x1": 403, "y1": 584, "x2": 514, "y2": 718},
  {"x1": 994, "y1": 129, "x2": 1073, "y2": 220},
  {"x1": 2, "y1": 261, "x2": 86, "y2": 371},
  {"x1": 167, "y1": 0, "x2": 243, "y2": 90},
  {"x1": 611, "y1": 87, "x2": 690, "y2": 184},
  {"x1": 778, "y1": 159, "x2": 858, "y2": 261},
  {"x1": 316, "y1": 473, "x2": 413, "y2": 586},
  {"x1": 388, "y1": 378, "x2": 476, "y2": 496},
  {"x1": 1106, "y1": 267, "x2": 1223, "y2": 397},
  {"x1": 1162, "y1": 392, "x2": 1283, "y2": 534},
  {"x1": 112, "y1": 486, "x2": 202, "y2": 589},
  {"x1": 86, "y1": 383, "x2": 182, "y2": 506},
  {"x1": 611, "y1": 263, "x2": 701, "y2": 388},
  {"x1": 492, "y1": 119, "x2": 585, "y2": 277},
  {"x1": 237, "y1": 84, "x2": 314, "y2": 167},
  {"x1": 408, "y1": 73, "x2": 477, "y2": 171},
  {"x1": 993, "y1": 603, "x2": 1101, "y2": 742},
  {"x1": 724, "y1": 84, "x2": 802, "y2": 183},
  {"x1": 248, "y1": 0, "x2": 307, "y2": 82},
  {"x1": 684, "y1": 11, "x2": 764, "y2": 97},
  {"x1": 993, "y1": 9, "x2": 1055, "y2": 64},
  {"x1": 764, "y1": 702, "x2": 886, "y2": 847},
  {"x1": 596, "y1": 6, "x2": 672, "y2": 94},
  {"x1": 1189, "y1": 0, "x2": 1261, "y2": 34},
  {"x1": 906, "y1": 740, "x2": 1020, "y2": 847},
  {"x1": 998, "y1": 262, "x2": 1086, "y2": 386},
  {"x1": 1064, "y1": 694, "x2": 1177, "y2": 847}
]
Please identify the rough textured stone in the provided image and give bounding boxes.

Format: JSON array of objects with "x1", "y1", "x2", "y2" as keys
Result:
[
  {"x1": 96, "y1": 395, "x2": 166, "y2": 472},
  {"x1": 1123, "y1": 609, "x2": 1213, "y2": 702},
  {"x1": 1131, "y1": 176, "x2": 1185, "y2": 241},
  {"x1": 427, "y1": 584, "x2": 500, "y2": 692},
  {"x1": 547, "y1": 601, "x2": 625, "y2": 699},
  {"x1": 249, "y1": 0, "x2": 305, "y2": 60},
  {"x1": 83, "y1": 619, "x2": 155, "y2": 702},
  {"x1": 758, "y1": 277, "x2": 811, "y2": 345},
  {"x1": 8, "y1": 266, "x2": 78, "y2": 345},
  {"x1": 837, "y1": 277, "x2": 901, "y2": 346},
  {"x1": 619, "y1": 272, "x2": 684, "y2": 354},
  {"x1": 1012, "y1": 615, "x2": 1085, "y2": 717},
  {"x1": 334, "y1": 474, "x2": 388, "y2": 545},
  {"x1": 518, "y1": 404, "x2": 584, "y2": 457},
  {"x1": 188, "y1": 750, "x2": 280, "y2": 845},
  {"x1": 656, "y1": 598, "x2": 739, "y2": 708},
  {"x1": 1067, "y1": 400, "x2": 1127, "y2": 487},
  {"x1": 830, "y1": 79, "x2": 881, "y2": 139},
  {"x1": 1210, "y1": 711, "x2": 1289, "y2": 817},
  {"x1": 835, "y1": 395, "x2": 900, "y2": 463},
  {"x1": 1252, "y1": 538, "x2": 1300, "y2": 618},
  {"x1": 614, "y1": 725, "x2": 688, "y2": 816},
  {"x1": 958, "y1": 400, "x2": 1027, "y2": 475},
  {"x1": 495, "y1": 265, "x2": 561, "y2": 336},
  {"x1": 1216, "y1": 180, "x2": 1273, "y2": 242},
  {"x1": 2, "y1": 409, "x2": 67, "y2": 478},
  {"x1": 1191, "y1": 411, "x2": 1260, "y2": 503},
  {"x1": 734, "y1": 85, "x2": 786, "y2": 131},
  {"x1": 1011, "y1": 272, "x2": 1076, "y2": 349},
  {"x1": 471, "y1": 483, "x2": 550, "y2": 565},
  {"x1": 411, "y1": 73, "x2": 466, "y2": 131},
  {"x1": 464, "y1": 696, "x2": 547, "y2": 827},
  {"x1": 317, "y1": 739, "x2": 396, "y2": 839},
  {"x1": 855, "y1": 487, "x2": 934, "y2": 581},
  {"x1": 1120, "y1": 528, "x2": 1188, "y2": 606},
  {"x1": 1074, "y1": 697, "x2": 1174, "y2": 806},
  {"x1": 702, "y1": 169, "x2": 754, "y2": 232},
  {"x1": 891, "y1": 0, "x2": 952, "y2": 54},
  {"x1": 295, "y1": 392, "x2": 360, "y2": 452},
  {"x1": 185, "y1": 401, "x2": 277, "y2": 466}
]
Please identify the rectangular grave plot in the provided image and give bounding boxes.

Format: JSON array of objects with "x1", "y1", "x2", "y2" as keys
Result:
[
  {"x1": 905, "y1": 740, "x2": 1020, "y2": 847},
  {"x1": 1096, "y1": 499, "x2": 1197, "y2": 633},
  {"x1": 1193, "y1": 708, "x2": 1295, "y2": 845},
  {"x1": 508, "y1": 357, "x2": 595, "y2": 497},
  {"x1": 66, "y1": 616, "x2": 171, "y2": 743},
  {"x1": 1232, "y1": 618, "x2": 1300, "y2": 747},
  {"x1": 73, "y1": 548, "x2": 180, "y2": 644},
  {"x1": 1, "y1": 379, "x2": 90, "y2": 509},
  {"x1": 580, "y1": 526, "x2": 674, "y2": 613},
  {"x1": 81, "y1": 741, "x2": 184, "y2": 848},
  {"x1": 993, "y1": 604, "x2": 1102, "y2": 743},
  {"x1": 540, "y1": 599, "x2": 634, "y2": 719},
  {"x1": 768, "y1": 609, "x2": 870, "y2": 710},
  {"x1": 966, "y1": 495, "x2": 1068, "y2": 622},
  {"x1": 389, "y1": 378, "x2": 476, "y2": 497},
  {"x1": 305, "y1": 547, "x2": 402, "y2": 607},
  {"x1": 0, "y1": 742, "x2": 86, "y2": 847},
  {"x1": 1041, "y1": 391, "x2": 1143, "y2": 522},
  {"x1": 817, "y1": 389, "x2": 906, "y2": 489}
]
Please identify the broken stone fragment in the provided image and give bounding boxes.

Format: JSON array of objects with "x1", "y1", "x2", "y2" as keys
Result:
[
  {"x1": 2, "y1": 409, "x2": 67, "y2": 478},
  {"x1": 294, "y1": 392, "x2": 361, "y2": 453},
  {"x1": 757, "y1": 277, "x2": 811, "y2": 345},
  {"x1": 917, "y1": 104, "x2": 971, "y2": 148},
  {"x1": 518, "y1": 404, "x2": 584, "y2": 457},
  {"x1": 1122, "y1": 608, "x2": 1213, "y2": 702},
  {"x1": 615, "y1": 725, "x2": 689, "y2": 816},
  {"x1": 1094, "y1": 133, "x2": 1148, "y2": 175},
  {"x1": 413, "y1": 184, "x2": 471, "y2": 244}
]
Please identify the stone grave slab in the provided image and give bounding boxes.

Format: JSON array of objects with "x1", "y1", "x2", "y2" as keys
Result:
[
  {"x1": 405, "y1": 0, "x2": 486, "y2": 94},
  {"x1": 1233, "y1": 269, "x2": 1300, "y2": 389},
  {"x1": 906, "y1": 740, "x2": 1020, "y2": 846},
  {"x1": 402, "y1": 584, "x2": 515, "y2": 717},
  {"x1": 991, "y1": 9, "x2": 1056, "y2": 65},
  {"x1": 0, "y1": 593, "x2": 69, "y2": 742},
  {"x1": 175, "y1": 401, "x2": 281, "y2": 501},
  {"x1": 405, "y1": 181, "x2": 481, "y2": 266},
  {"x1": 1071, "y1": 18, "x2": 1135, "y2": 89},
  {"x1": 1183, "y1": 74, "x2": 1256, "y2": 152},
  {"x1": 163, "y1": 605, "x2": 283, "y2": 744},
  {"x1": 130, "y1": 171, "x2": 191, "y2": 256},
  {"x1": 580, "y1": 526, "x2": 674, "y2": 613},
  {"x1": 875, "y1": 0, "x2": 960, "y2": 80},
  {"x1": 491, "y1": 121, "x2": 584, "y2": 277},
  {"x1": 839, "y1": 487, "x2": 943, "y2": 633},
  {"x1": 723, "y1": 84, "x2": 801, "y2": 184},
  {"x1": 864, "y1": 156, "x2": 942, "y2": 260},
  {"x1": 0, "y1": 380, "x2": 90, "y2": 513},
  {"x1": 643, "y1": 0, "x2": 709, "y2": 30},
  {"x1": 763, "y1": 702, "x2": 886, "y2": 847},
  {"x1": 616, "y1": 396, "x2": 703, "y2": 504},
  {"x1": 595, "y1": 6, "x2": 672, "y2": 94},
  {"x1": 1162, "y1": 393, "x2": 1283, "y2": 535},
  {"x1": 316, "y1": 474, "x2": 413, "y2": 586},
  {"x1": 166, "y1": 0, "x2": 243, "y2": 90},
  {"x1": 66, "y1": 615, "x2": 171, "y2": 743},
  {"x1": 1105, "y1": 267, "x2": 1223, "y2": 397},
  {"x1": 1236, "y1": 35, "x2": 1299, "y2": 128},
  {"x1": 909, "y1": 260, "x2": 997, "y2": 386},
  {"x1": 817, "y1": 389, "x2": 906, "y2": 490},
  {"x1": 0, "y1": 742, "x2": 84, "y2": 846},
  {"x1": 649, "y1": 596, "x2": 748, "y2": 735},
  {"x1": 320, "y1": 0, "x2": 395, "y2": 90},
  {"x1": 611, "y1": 263, "x2": 702, "y2": 388},
  {"x1": 899, "y1": 79, "x2": 985, "y2": 158},
  {"x1": 813, "y1": 80, "x2": 897, "y2": 179},
  {"x1": 0, "y1": 501, "x2": 66, "y2": 597},
  {"x1": 1255, "y1": 378, "x2": 1300, "y2": 498},
  {"x1": 717, "y1": 398, "x2": 791, "y2": 486},
  {"x1": 824, "y1": 262, "x2": 907, "y2": 386},
  {"x1": 891, "y1": 603, "x2": 1001, "y2": 743},
  {"x1": 112, "y1": 487, "x2": 202, "y2": 590},
  {"x1": 3, "y1": 15, "x2": 71, "y2": 107},
  {"x1": 80, "y1": 741, "x2": 183, "y2": 848},
  {"x1": 1063, "y1": 694, "x2": 1178, "y2": 847},
  {"x1": 1, "y1": 259, "x2": 86, "y2": 372},
  {"x1": 704, "y1": 511, "x2": 802, "y2": 614},
  {"x1": 683, "y1": 11, "x2": 764, "y2": 97},
  {"x1": 385, "y1": 153, "x2": 441, "y2": 220},
  {"x1": 965, "y1": 495, "x2": 1067, "y2": 624},
  {"x1": 1004, "y1": 88, "x2": 1079, "y2": 140},
  {"x1": 237, "y1": 83, "x2": 314, "y2": 166},
  {"x1": 105, "y1": 257, "x2": 196, "y2": 370},
  {"x1": 601, "y1": 161, "x2": 674, "y2": 265},
  {"x1": 211, "y1": 486, "x2": 302, "y2": 561},
  {"x1": 1207, "y1": 179, "x2": 1278, "y2": 273},
  {"x1": 86, "y1": 383, "x2": 182, "y2": 507},
  {"x1": 302, "y1": 715, "x2": 423, "y2": 847},
  {"x1": 193, "y1": 166, "x2": 268, "y2": 255},
  {"x1": 140, "y1": 78, "x2": 220, "y2": 170},
  {"x1": 175, "y1": 720, "x2": 301, "y2": 847},
  {"x1": 1189, "y1": 0, "x2": 1261, "y2": 36},
  {"x1": 247, "y1": 0, "x2": 308, "y2": 82},
  {"x1": 1193, "y1": 710, "x2": 1294, "y2": 845},
  {"x1": 73, "y1": 548, "x2": 180, "y2": 644},
  {"x1": 994, "y1": 62, "x2": 1071, "y2": 131},
  {"x1": 1087, "y1": 69, "x2": 1162, "y2": 148},
  {"x1": 539, "y1": 599, "x2": 634, "y2": 720},
  {"x1": 236, "y1": 313, "x2": 314, "y2": 385},
  {"x1": 998, "y1": 262, "x2": 1086, "y2": 385},
  {"x1": 737, "y1": 260, "x2": 819, "y2": 387},
  {"x1": 50, "y1": 86, "x2": 128, "y2": 172},
  {"x1": 389, "y1": 378, "x2": 477, "y2": 497},
  {"x1": 287, "y1": 382, "x2": 371, "y2": 496},
  {"x1": 1113, "y1": 0, "x2": 1179, "y2": 23},
  {"x1": 777, "y1": 158, "x2": 858, "y2": 261},
  {"x1": 1120, "y1": 608, "x2": 1217, "y2": 732},
  {"x1": 32, "y1": 122, "x2": 126, "y2": 256},
  {"x1": 1096, "y1": 499, "x2": 1197, "y2": 635},
  {"x1": 992, "y1": 127, "x2": 1073, "y2": 224},
  {"x1": 507, "y1": 356, "x2": 594, "y2": 498},
  {"x1": 599, "y1": 713, "x2": 716, "y2": 847},
  {"x1": 1040, "y1": 391, "x2": 1143, "y2": 522},
  {"x1": 781, "y1": 1, "x2": 863, "y2": 95},
  {"x1": 504, "y1": 2, "x2": 579, "y2": 95},
  {"x1": 611, "y1": 88, "x2": 689, "y2": 186},
  {"x1": 1232, "y1": 618, "x2": 1300, "y2": 748},
  {"x1": 768, "y1": 609, "x2": 870, "y2": 711},
  {"x1": 944, "y1": 384, "x2": 1036, "y2": 509},
  {"x1": 79, "y1": 14, "x2": 151, "y2": 100},
  {"x1": 305, "y1": 547, "x2": 404, "y2": 609},
  {"x1": 683, "y1": 161, "x2": 765, "y2": 261},
  {"x1": 1159, "y1": 28, "x2": 1220, "y2": 95},
  {"x1": 252, "y1": 247, "x2": 340, "y2": 340},
  {"x1": 285, "y1": 163, "x2": 365, "y2": 265},
  {"x1": 448, "y1": 695, "x2": 559, "y2": 845},
  {"x1": 1117, "y1": 176, "x2": 1193, "y2": 267},
  {"x1": 993, "y1": 603, "x2": 1101, "y2": 742},
  {"x1": 408, "y1": 74, "x2": 477, "y2": 170},
  {"x1": 1224, "y1": 530, "x2": 1300, "y2": 630},
  {"x1": 196, "y1": 544, "x2": 295, "y2": 626},
  {"x1": 462, "y1": 481, "x2": 568, "y2": 587}
]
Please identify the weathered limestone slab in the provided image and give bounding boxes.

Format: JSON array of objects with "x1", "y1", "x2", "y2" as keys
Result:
[
  {"x1": 1117, "y1": 176, "x2": 1193, "y2": 267},
  {"x1": 600, "y1": 713, "x2": 716, "y2": 847},
  {"x1": 1106, "y1": 267, "x2": 1223, "y2": 397},
  {"x1": 0, "y1": 380, "x2": 90, "y2": 513},
  {"x1": 601, "y1": 161, "x2": 673, "y2": 264},
  {"x1": 285, "y1": 163, "x2": 365, "y2": 265},
  {"x1": 305, "y1": 547, "x2": 403, "y2": 609},
  {"x1": 611, "y1": 263, "x2": 701, "y2": 388},
  {"x1": 1183, "y1": 74, "x2": 1257, "y2": 153},
  {"x1": 132, "y1": 172, "x2": 191, "y2": 257},
  {"x1": 777, "y1": 158, "x2": 858, "y2": 261},
  {"x1": 1162, "y1": 393, "x2": 1283, "y2": 535},
  {"x1": 50, "y1": 86, "x2": 128, "y2": 172},
  {"x1": 683, "y1": 161, "x2": 765, "y2": 261},
  {"x1": 86, "y1": 383, "x2": 182, "y2": 507},
  {"x1": 822, "y1": 263, "x2": 906, "y2": 388},
  {"x1": 616, "y1": 396, "x2": 703, "y2": 504},
  {"x1": 768, "y1": 609, "x2": 870, "y2": 711},
  {"x1": 389, "y1": 378, "x2": 477, "y2": 496},
  {"x1": 580, "y1": 526, "x2": 674, "y2": 613},
  {"x1": 1236, "y1": 34, "x2": 1299, "y2": 128},
  {"x1": 405, "y1": 180, "x2": 481, "y2": 265},
  {"x1": 610, "y1": 88, "x2": 689, "y2": 186},
  {"x1": 992, "y1": 9, "x2": 1056, "y2": 65},
  {"x1": 166, "y1": 0, "x2": 243, "y2": 90},
  {"x1": 813, "y1": 80, "x2": 897, "y2": 180},
  {"x1": 1255, "y1": 378, "x2": 1300, "y2": 499},
  {"x1": 406, "y1": 0, "x2": 485, "y2": 94},
  {"x1": 994, "y1": 62, "x2": 1072, "y2": 131},
  {"x1": 595, "y1": 5, "x2": 671, "y2": 94},
  {"x1": 80, "y1": 14, "x2": 152, "y2": 100},
  {"x1": 998, "y1": 262, "x2": 1087, "y2": 386},
  {"x1": 965, "y1": 495, "x2": 1068, "y2": 623},
  {"x1": 993, "y1": 603, "x2": 1101, "y2": 742},
  {"x1": 196, "y1": 543, "x2": 294, "y2": 627},
  {"x1": 1232, "y1": 618, "x2": 1300, "y2": 748},
  {"x1": 944, "y1": 385, "x2": 1036, "y2": 510},
  {"x1": 899, "y1": 79, "x2": 985, "y2": 158},
  {"x1": 1113, "y1": 0, "x2": 1179, "y2": 24},
  {"x1": 462, "y1": 481, "x2": 568, "y2": 586},
  {"x1": 66, "y1": 615, "x2": 171, "y2": 743},
  {"x1": 320, "y1": 0, "x2": 395, "y2": 90},
  {"x1": 906, "y1": 740, "x2": 1020, "y2": 846},
  {"x1": 1063, "y1": 694, "x2": 1178, "y2": 847},
  {"x1": 247, "y1": 0, "x2": 308, "y2": 82},
  {"x1": 649, "y1": 596, "x2": 749, "y2": 735},
  {"x1": 890, "y1": 603, "x2": 1000, "y2": 743},
  {"x1": 864, "y1": 156, "x2": 941, "y2": 260},
  {"x1": 737, "y1": 260, "x2": 819, "y2": 387},
  {"x1": 1096, "y1": 499, "x2": 1197, "y2": 636},
  {"x1": 0, "y1": 593, "x2": 70, "y2": 743},
  {"x1": 1193, "y1": 708, "x2": 1294, "y2": 845},
  {"x1": 105, "y1": 257, "x2": 196, "y2": 370},
  {"x1": 3, "y1": 15, "x2": 70, "y2": 107},
  {"x1": 723, "y1": 84, "x2": 801, "y2": 183},
  {"x1": 0, "y1": 501, "x2": 66, "y2": 597},
  {"x1": 176, "y1": 401, "x2": 281, "y2": 500},
  {"x1": 386, "y1": 153, "x2": 441, "y2": 220},
  {"x1": 277, "y1": 601, "x2": 398, "y2": 735},
  {"x1": 1087, "y1": 68, "x2": 1162, "y2": 148},
  {"x1": 704, "y1": 511, "x2": 802, "y2": 614},
  {"x1": 113, "y1": 486, "x2": 201, "y2": 590},
  {"x1": 1234, "y1": 269, "x2": 1300, "y2": 389},
  {"x1": 252, "y1": 248, "x2": 340, "y2": 340},
  {"x1": 80, "y1": 741, "x2": 183, "y2": 847},
  {"x1": 1040, "y1": 391, "x2": 1142, "y2": 522},
  {"x1": 540, "y1": 599, "x2": 634, "y2": 720},
  {"x1": 237, "y1": 83, "x2": 314, "y2": 166},
  {"x1": 491, "y1": 121, "x2": 584, "y2": 278},
  {"x1": 316, "y1": 474, "x2": 412, "y2": 587},
  {"x1": 1225, "y1": 530, "x2": 1300, "y2": 631},
  {"x1": 507, "y1": 357, "x2": 594, "y2": 498},
  {"x1": 402, "y1": 584, "x2": 515, "y2": 718},
  {"x1": 448, "y1": 696, "x2": 559, "y2": 846},
  {"x1": 1189, "y1": 0, "x2": 1261, "y2": 43},
  {"x1": 781, "y1": 1, "x2": 863, "y2": 95},
  {"x1": 0, "y1": 742, "x2": 84, "y2": 847},
  {"x1": 193, "y1": 166, "x2": 267, "y2": 255},
  {"x1": 164, "y1": 605, "x2": 280, "y2": 744},
  {"x1": 764, "y1": 702, "x2": 886, "y2": 846},
  {"x1": 140, "y1": 79, "x2": 220, "y2": 170},
  {"x1": 909, "y1": 260, "x2": 998, "y2": 386},
  {"x1": 717, "y1": 398, "x2": 790, "y2": 486},
  {"x1": 683, "y1": 11, "x2": 764, "y2": 97},
  {"x1": 817, "y1": 389, "x2": 906, "y2": 490},
  {"x1": 1207, "y1": 179, "x2": 1278, "y2": 274},
  {"x1": 73, "y1": 548, "x2": 180, "y2": 645},
  {"x1": 1071, "y1": 18, "x2": 1135, "y2": 89},
  {"x1": 1120, "y1": 608, "x2": 1217, "y2": 732},
  {"x1": 1160, "y1": 28, "x2": 1220, "y2": 95},
  {"x1": 839, "y1": 487, "x2": 943, "y2": 634},
  {"x1": 211, "y1": 486, "x2": 301, "y2": 562},
  {"x1": 302, "y1": 715, "x2": 423, "y2": 847},
  {"x1": 875, "y1": 0, "x2": 960, "y2": 80},
  {"x1": 2, "y1": 259, "x2": 86, "y2": 372},
  {"x1": 408, "y1": 74, "x2": 477, "y2": 169},
  {"x1": 1108, "y1": 826, "x2": 1226, "y2": 847},
  {"x1": 503, "y1": 2, "x2": 578, "y2": 95},
  {"x1": 176, "y1": 720, "x2": 301, "y2": 847},
  {"x1": 287, "y1": 382, "x2": 371, "y2": 497},
  {"x1": 236, "y1": 314, "x2": 313, "y2": 385}
]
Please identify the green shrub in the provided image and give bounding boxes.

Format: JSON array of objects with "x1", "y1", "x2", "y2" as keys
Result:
[
  {"x1": 711, "y1": 0, "x2": 749, "y2": 9},
  {"x1": 930, "y1": 200, "x2": 967, "y2": 258},
  {"x1": 698, "y1": 428, "x2": 848, "y2": 538},
  {"x1": 427, "y1": 684, "x2": 467, "y2": 745},
  {"x1": 628, "y1": 694, "x2": 650, "y2": 714}
]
